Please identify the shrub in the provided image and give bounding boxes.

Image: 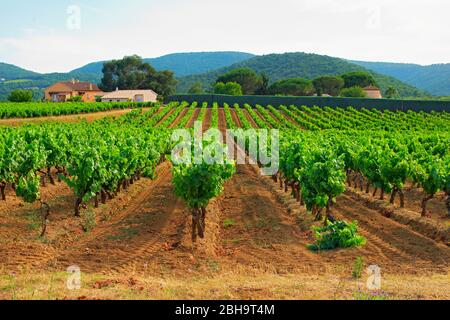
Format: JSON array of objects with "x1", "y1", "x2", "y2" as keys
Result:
[
  {"x1": 67, "y1": 95, "x2": 83, "y2": 102},
  {"x1": 340, "y1": 86, "x2": 367, "y2": 98},
  {"x1": 216, "y1": 68, "x2": 263, "y2": 94},
  {"x1": 307, "y1": 220, "x2": 366, "y2": 251},
  {"x1": 313, "y1": 76, "x2": 345, "y2": 96},
  {"x1": 341, "y1": 71, "x2": 377, "y2": 88},
  {"x1": 268, "y1": 78, "x2": 315, "y2": 96},
  {"x1": 8, "y1": 89, "x2": 33, "y2": 102},
  {"x1": 214, "y1": 82, "x2": 243, "y2": 96}
]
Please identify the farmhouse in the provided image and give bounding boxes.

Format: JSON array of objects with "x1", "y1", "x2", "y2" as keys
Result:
[
  {"x1": 101, "y1": 89, "x2": 158, "y2": 103},
  {"x1": 363, "y1": 86, "x2": 383, "y2": 99},
  {"x1": 44, "y1": 80, "x2": 103, "y2": 102}
]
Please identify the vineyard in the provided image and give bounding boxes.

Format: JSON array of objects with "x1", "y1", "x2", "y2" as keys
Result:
[
  {"x1": 0, "y1": 102, "x2": 449, "y2": 300},
  {"x1": 0, "y1": 101, "x2": 153, "y2": 119}
]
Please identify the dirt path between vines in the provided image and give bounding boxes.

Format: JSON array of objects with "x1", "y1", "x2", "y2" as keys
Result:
[
  {"x1": 169, "y1": 108, "x2": 188, "y2": 129},
  {"x1": 203, "y1": 108, "x2": 212, "y2": 131},
  {"x1": 51, "y1": 162, "x2": 193, "y2": 274},
  {"x1": 186, "y1": 108, "x2": 201, "y2": 128},
  {"x1": 243, "y1": 109, "x2": 258, "y2": 128}
]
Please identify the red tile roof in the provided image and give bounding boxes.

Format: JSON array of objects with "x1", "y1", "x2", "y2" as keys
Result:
[
  {"x1": 363, "y1": 86, "x2": 381, "y2": 91},
  {"x1": 60, "y1": 81, "x2": 101, "y2": 91}
]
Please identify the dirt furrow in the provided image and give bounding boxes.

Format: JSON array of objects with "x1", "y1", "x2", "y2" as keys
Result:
[
  {"x1": 242, "y1": 109, "x2": 258, "y2": 128},
  {"x1": 203, "y1": 108, "x2": 212, "y2": 131},
  {"x1": 169, "y1": 108, "x2": 189, "y2": 128},
  {"x1": 186, "y1": 108, "x2": 201, "y2": 128},
  {"x1": 332, "y1": 195, "x2": 450, "y2": 272},
  {"x1": 53, "y1": 163, "x2": 190, "y2": 273}
]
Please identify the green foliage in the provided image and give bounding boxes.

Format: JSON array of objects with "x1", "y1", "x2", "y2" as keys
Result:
[
  {"x1": 313, "y1": 76, "x2": 345, "y2": 96},
  {"x1": 214, "y1": 82, "x2": 243, "y2": 96},
  {"x1": 81, "y1": 209, "x2": 96, "y2": 232},
  {"x1": 0, "y1": 101, "x2": 154, "y2": 119},
  {"x1": 8, "y1": 89, "x2": 33, "y2": 102},
  {"x1": 352, "y1": 256, "x2": 364, "y2": 279},
  {"x1": 216, "y1": 68, "x2": 263, "y2": 95},
  {"x1": 340, "y1": 86, "x2": 367, "y2": 98},
  {"x1": 352, "y1": 60, "x2": 450, "y2": 96},
  {"x1": 307, "y1": 220, "x2": 366, "y2": 251},
  {"x1": 300, "y1": 149, "x2": 347, "y2": 211},
  {"x1": 188, "y1": 82, "x2": 204, "y2": 94},
  {"x1": 16, "y1": 173, "x2": 41, "y2": 203},
  {"x1": 353, "y1": 290, "x2": 389, "y2": 300},
  {"x1": 99, "y1": 55, "x2": 177, "y2": 98},
  {"x1": 67, "y1": 95, "x2": 83, "y2": 102},
  {"x1": 177, "y1": 52, "x2": 427, "y2": 97},
  {"x1": 268, "y1": 78, "x2": 315, "y2": 96},
  {"x1": 341, "y1": 72, "x2": 377, "y2": 88},
  {"x1": 223, "y1": 219, "x2": 235, "y2": 228},
  {"x1": 172, "y1": 142, "x2": 235, "y2": 209},
  {"x1": 385, "y1": 86, "x2": 399, "y2": 99}
]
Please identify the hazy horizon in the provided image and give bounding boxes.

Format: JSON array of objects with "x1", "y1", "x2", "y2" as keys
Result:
[{"x1": 1, "y1": 0, "x2": 449, "y2": 73}]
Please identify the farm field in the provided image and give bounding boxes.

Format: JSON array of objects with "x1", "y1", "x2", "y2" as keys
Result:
[
  {"x1": 0, "y1": 102, "x2": 449, "y2": 300},
  {"x1": 0, "y1": 101, "x2": 152, "y2": 119},
  {"x1": 0, "y1": 107, "x2": 153, "y2": 126}
]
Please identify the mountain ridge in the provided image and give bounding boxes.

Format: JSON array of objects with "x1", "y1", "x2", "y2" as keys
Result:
[
  {"x1": 176, "y1": 52, "x2": 428, "y2": 97},
  {"x1": 351, "y1": 60, "x2": 450, "y2": 96},
  {"x1": 0, "y1": 51, "x2": 444, "y2": 100},
  {"x1": 71, "y1": 52, "x2": 255, "y2": 77}
]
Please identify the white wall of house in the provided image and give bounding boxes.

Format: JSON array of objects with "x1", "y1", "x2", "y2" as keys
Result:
[{"x1": 100, "y1": 90, "x2": 158, "y2": 103}]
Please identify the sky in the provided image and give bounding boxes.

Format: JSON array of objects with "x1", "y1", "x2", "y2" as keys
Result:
[{"x1": 1, "y1": 0, "x2": 449, "y2": 73}]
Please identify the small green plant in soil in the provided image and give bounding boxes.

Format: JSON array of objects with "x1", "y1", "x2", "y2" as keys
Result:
[
  {"x1": 26, "y1": 210, "x2": 41, "y2": 231},
  {"x1": 223, "y1": 219, "x2": 235, "y2": 228},
  {"x1": 307, "y1": 220, "x2": 366, "y2": 251},
  {"x1": 352, "y1": 256, "x2": 364, "y2": 279},
  {"x1": 81, "y1": 209, "x2": 96, "y2": 232},
  {"x1": 354, "y1": 289, "x2": 389, "y2": 300}
]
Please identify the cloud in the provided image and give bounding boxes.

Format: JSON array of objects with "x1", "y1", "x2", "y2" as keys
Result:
[{"x1": 0, "y1": 0, "x2": 449, "y2": 72}]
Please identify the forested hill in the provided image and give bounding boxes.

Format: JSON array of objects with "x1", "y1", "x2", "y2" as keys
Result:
[
  {"x1": 0, "y1": 63, "x2": 100, "y2": 101},
  {"x1": 0, "y1": 52, "x2": 254, "y2": 100},
  {"x1": 177, "y1": 52, "x2": 428, "y2": 97},
  {"x1": 0, "y1": 52, "x2": 434, "y2": 100},
  {"x1": 71, "y1": 52, "x2": 255, "y2": 77},
  {"x1": 352, "y1": 60, "x2": 450, "y2": 96},
  {"x1": 0, "y1": 63, "x2": 41, "y2": 80}
]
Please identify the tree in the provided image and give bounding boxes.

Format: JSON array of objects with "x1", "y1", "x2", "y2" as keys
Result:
[
  {"x1": 341, "y1": 72, "x2": 377, "y2": 88},
  {"x1": 8, "y1": 89, "x2": 33, "y2": 102},
  {"x1": 214, "y1": 82, "x2": 243, "y2": 96},
  {"x1": 313, "y1": 76, "x2": 345, "y2": 96},
  {"x1": 385, "y1": 86, "x2": 399, "y2": 99},
  {"x1": 340, "y1": 86, "x2": 367, "y2": 98},
  {"x1": 255, "y1": 73, "x2": 269, "y2": 95},
  {"x1": 188, "y1": 82, "x2": 204, "y2": 94},
  {"x1": 268, "y1": 78, "x2": 315, "y2": 96},
  {"x1": 99, "y1": 55, "x2": 177, "y2": 98},
  {"x1": 216, "y1": 68, "x2": 263, "y2": 95}
]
